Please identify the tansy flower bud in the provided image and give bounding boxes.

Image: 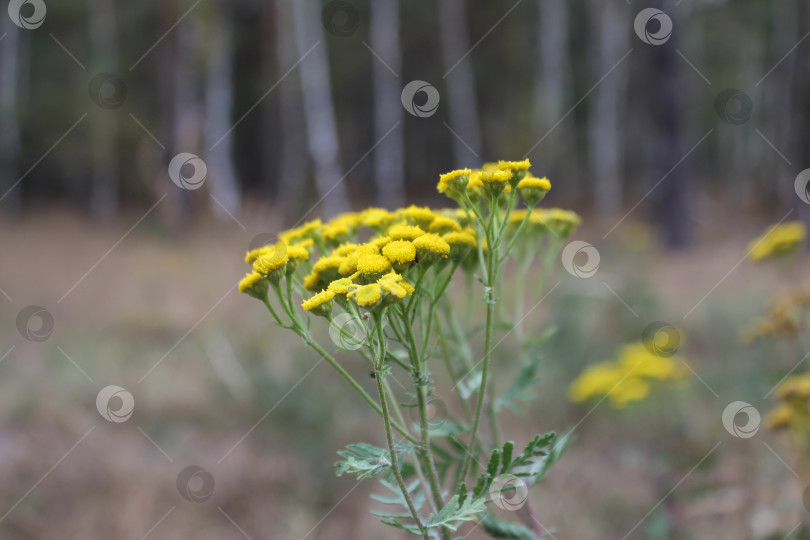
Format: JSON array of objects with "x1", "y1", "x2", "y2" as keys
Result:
[
  {"x1": 301, "y1": 289, "x2": 335, "y2": 317},
  {"x1": 480, "y1": 170, "x2": 511, "y2": 199},
  {"x1": 413, "y1": 233, "x2": 450, "y2": 264},
  {"x1": 517, "y1": 175, "x2": 551, "y2": 206},
  {"x1": 238, "y1": 271, "x2": 269, "y2": 300},
  {"x1": 437, "y1": 169, "x2": 471, "y2": 201},
  {"x1": 497, "y1": 159, "x2": 532, "y2": 186}
]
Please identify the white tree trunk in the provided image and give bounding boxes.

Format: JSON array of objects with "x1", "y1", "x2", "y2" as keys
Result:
[
  {"x1": 88, "y1": 0, "x2": 119, "y2": 219},
  {"x1": 588, "y1": 0, "x2": 627, "y2": 214},
  {"x1": 439, "y1": 0, "x2": 482, "y2": 166},
  {"x1": 272, "y1": 0, "x2": 309, "y2": 220},
  {"x1": 370, "y1": 0, "x2": 405, "y2": 206},
  {"x1": 204, "y1": 11, "x2": 242, "y2": 220},
  {"x1": 292, "y1": 0, "x2": 349, "y2": 218},
  {"x1": 535, "y1": 0, "x2": 572, "y2": 193}
]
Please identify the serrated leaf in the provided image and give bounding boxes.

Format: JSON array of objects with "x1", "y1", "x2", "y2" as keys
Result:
[
  {"x1": 487, "y1": 449, "x2": 501, "y2": 478},
  {"x1": 479, "y1": 514, "x2": 542, "y2": 539},
  {"x1": 495, "y1": 351, "x2": 545, "y2": 414},
  {"x1": 335, "y1": 442, "x2": 412, "y2": 480},
  {"x1": 423, "y1": 495, "x2": 487, "y2": 531},
  {"x1": 501, "y1": 441, "x2": 514, "y2": 473},
  {"x1": 522, "y1": 431, "x2": 571, "y2": 486},
  {"x1": 472, "y1": 472, "x2": 490, "y2": 499}
]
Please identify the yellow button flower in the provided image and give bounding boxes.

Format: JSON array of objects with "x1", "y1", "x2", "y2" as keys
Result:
[
  {"x1": 238, "y1": 271, "x2": 269, "y2": 299},
  {"x1": 301, "y1": 289, "x2": 335, "y2": 317},
  {"x1": 382, "y1": 240, "x2": 417, "y2": 265}
]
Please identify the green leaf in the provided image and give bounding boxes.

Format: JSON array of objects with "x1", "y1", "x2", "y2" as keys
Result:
[
  {"x1": 458, "y1": 370, "x2": 483, "y2": 400},
  {"x1": 495, "y1": 352, "x2": 545, "y2": 414},
  {"x1": 522, "y1": 325, "x2": 557, "y2": 349},
  {"x1": 522, "y1": 431, "x2": 571, "y2": 486},
  {"x1": 334, "y1": 442, "x2": 412, "y2": 480},
  {"x1": 480, "y1": 514, "x2": 542, "y2": 539},
  {"x1": 487, "y1": 448, "x2": 501, "y2": 478},
  {"x1": 500, "y1": 441, "x2": 514, "y2": 474},
  {"x1": 423, "y1": 494, "x2": 487, "y2": 531}
]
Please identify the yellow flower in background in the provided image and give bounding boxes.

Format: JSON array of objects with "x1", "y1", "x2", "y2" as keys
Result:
[
  {"x1": 766, "y1": 373, "x2": 810, "y2": 431},
  {"x1": 569, "y1": 340, "x2": 687, "y2": 409},
  {"x1": 748, "y1": 221, "x2": 807, "y2": 262},
  {"x1": 398, "y1": 205, "x2": 436, "y2": 227},
  {"x1": 775, "y1": 374, "x2": 810, "y2": 400},
  {"x1": 429, "y1": 216, "x2": 462, "y2": 234}
]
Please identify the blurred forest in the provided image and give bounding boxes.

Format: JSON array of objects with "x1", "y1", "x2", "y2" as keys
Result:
[{"x1": 1, "y1": 0, "x2": 809, "y2": 244}]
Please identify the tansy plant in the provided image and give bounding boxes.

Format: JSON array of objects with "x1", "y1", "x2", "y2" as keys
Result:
[{"x1": 240, "y1": 160, "x2": 580, "y2": 539}]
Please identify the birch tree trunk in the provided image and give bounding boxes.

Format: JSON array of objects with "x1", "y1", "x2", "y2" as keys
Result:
[
  {"x1": 272, "y1": 0, "x2": 309, "y2": 221},
  {"x1": 292, "y1": 0, "x2": 349, "y2": 217},
  {"x1": 588, "y1": 0, "x2": 628, "y2": 214},
  {"x1": 0, "y1": 20, "x2": 21, "y2": 215},
  {"x1": 88, "y1": 0, "x2": 119, "y2": 219},
  {"x1": 203, "y1": 6, "x2": 242, "y2": 221},
  {"x1": 439, "y1": 0, "x2": 482, "y2": 166},
  {"x1": 535, "y1": 0, "x2": 572, "y2": 194},
  {"x1": 370, "y1": 0, "x2": 405, "y2": 206}
]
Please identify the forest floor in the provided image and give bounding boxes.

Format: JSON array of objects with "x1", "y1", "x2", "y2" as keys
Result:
[{"x1": 0, "y1": 209, "x2": 805, "y2": 539}]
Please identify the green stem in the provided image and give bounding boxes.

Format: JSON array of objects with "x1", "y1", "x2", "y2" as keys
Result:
[
  {"x1": 306, "y1": 336, "x2": 418, "y2": 445},
  {"x1": 399, "y1": 310, "x2": 447, "y2": 523},
  {"x1": 373, "y1": 315, "x2": 428, "y2": 539}
]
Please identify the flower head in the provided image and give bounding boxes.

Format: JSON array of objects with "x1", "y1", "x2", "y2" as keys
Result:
[
  {"x1": 437, "y1": 169, "x2": 471, "y2": 200},
  {"x1": 238, "y1": 271, "x2": 269, "y2": 300},
  {"x1": 301, "y1": 289, "x2": 335, "y2": 317},
  {"x1": 517, "y1": 175, "x2": 551, "y2": 206},
  {"x1": 480, "y1": 169, "x2": 512, "y2": 198},
  {"x1": 748, "y1": 221, "x2": 806, "y2": 262},
  {"x1": 413, "y1": 233, "x2": 450, "y2": 263},
  {"x1": 382, "y1": 240, "x2": 417, "y2": 266}
]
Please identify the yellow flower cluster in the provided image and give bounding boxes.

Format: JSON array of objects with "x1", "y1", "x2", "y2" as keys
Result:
[
  {"x1": 437, "y1": 160, "x2": 550, "y2": 205},
  {"x1": 748, "y1": 221, "x2": 807, "y2": 262},
  {"x1": 568, "y1": 341, "x2": 688, "y2": 408},
  {"x1": 766, "y1": 374, "x2": 810, "y2": 430},
  {"x1": 507, "y1": 208, "x2": 582, "y2": 238},
  {"x1": 742, "y1": 286, "x2": 810, "y2": 343}
]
